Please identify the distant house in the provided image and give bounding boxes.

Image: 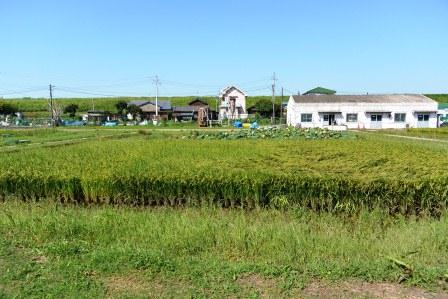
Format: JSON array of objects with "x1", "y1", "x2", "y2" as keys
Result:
[
  {"x1": 287, "y1": 94, "x2": 438, "y2": 129},
  {"x1": 86, "y1": 110, "x2": 116, "y2": 125},
  {"x1": 128, "y1": 100, "x2": 172, "y2": 120},
  {"x1": 173, "y1": 99, "x2": 218, "y2": 121},
  {"x1": 219, "y1": 86, "x2": 247, "y2": 120}
]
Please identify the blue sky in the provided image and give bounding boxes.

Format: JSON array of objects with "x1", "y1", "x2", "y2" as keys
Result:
[{"x1": 0, "y1": 0, "x2": 447, "y2": 98}]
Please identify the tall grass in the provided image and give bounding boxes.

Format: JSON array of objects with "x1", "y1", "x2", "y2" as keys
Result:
[{"x1": 1, "y1": 201, "x2": 448, "y2": 297}]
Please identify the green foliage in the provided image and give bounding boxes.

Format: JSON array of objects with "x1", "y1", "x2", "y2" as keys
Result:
[
  {"x1": 252, "y1": 98, "x2": 274, "y2": 117},
  {"x1": 184, "y1": 127, "x2": 344, "y2": 140},
  {"x1": 126, "y1": 104, "x2": 142, "y2": 118},
  {"x1": 115, "y1": 101, "x2": 128, "y2": 115},
  {"x1": 426, "y1": 94, "x2": 448, "y2": 103},
  {"x1": 63, "y1": 104, "x2": 79, "y2": 117},
  {"x1": 0, "y1": 102, "x2": 18, "y2": 115}
]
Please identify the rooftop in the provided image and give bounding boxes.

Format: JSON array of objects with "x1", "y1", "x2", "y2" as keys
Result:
[
  {"x1": 303, "y1": 87, "x2": 336, "y2": 95},
  {"x1": 291, "y1": 94, "x2": 437, "y2": 104}
]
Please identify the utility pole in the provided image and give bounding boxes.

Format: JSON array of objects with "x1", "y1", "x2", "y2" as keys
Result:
[
  {"x1": 271, "y1": 72, "x2": 277, "y2": 124},
  {"x1": 280, "y1": 87, "x2": 284, "y2": 125},
  {"x1": 49, "y1": 84, "x2": 54, "y2": 126},
  {"x1": 153, "y1": 75, "x2": 161, "y2": 119}
]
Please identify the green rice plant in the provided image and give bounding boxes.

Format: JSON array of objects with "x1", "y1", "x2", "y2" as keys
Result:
[{"x1": 0, "y1": 132, "x2": 447, "y2": 215}]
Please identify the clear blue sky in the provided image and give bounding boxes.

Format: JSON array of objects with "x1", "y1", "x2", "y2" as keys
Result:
[{"x1": 1, "y1": 0, "x2": 447, "y2": 98}]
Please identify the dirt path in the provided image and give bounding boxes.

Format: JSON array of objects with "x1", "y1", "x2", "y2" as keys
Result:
[{"x1": 302, "y1": 280, "x2": 448, "y2": 299}]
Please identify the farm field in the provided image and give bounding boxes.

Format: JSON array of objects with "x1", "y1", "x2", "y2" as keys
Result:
[
  {"x1": 1, "y1": 201, "x2": 448, "y2": 298},
  {"x1": 1, "y1": 128, "x2": 448, "y2": 297},
  {"x1": 374, "y1": 127, "x2": 448, "y2": 141},
  {"x1": 0, "y1": 128, "x2": 448, "y2": 214}
]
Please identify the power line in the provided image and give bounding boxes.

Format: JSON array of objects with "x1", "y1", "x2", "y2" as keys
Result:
[{"x1": 0, "y1": 87, "x2": 48, "y2": 96}]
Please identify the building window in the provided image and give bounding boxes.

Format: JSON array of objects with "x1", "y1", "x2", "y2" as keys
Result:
[
  {"x1": 301, "y1": 113, "x2": 312, "y2": 122},
  {"x1": 346, "y1": 114, "x2": 358, "y2": 122},
  {"x1": 394, "y1": 113, "x2": 406, "y2": 122},
  {"x1": 371, "y1": 114, "x2": 382, "y2": 122},
  {"x1": 417, "y1": 114, "x2": 429, "y2": 122}
]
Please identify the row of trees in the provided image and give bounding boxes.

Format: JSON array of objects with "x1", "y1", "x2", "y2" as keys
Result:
[
  {"x1": 252, "y1": 99, "x2": 283, "y2": 117},
  {"x1": 63, "y1": 101, "x2": 142, "y2": 119}
]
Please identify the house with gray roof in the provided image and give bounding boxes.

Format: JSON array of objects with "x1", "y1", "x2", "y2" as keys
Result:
[
  {"x1": 127, "y1": 100, "x2": 172, "y2": 120},
  {"x1": 287, "y1": 93, "x2": 438, "y2": 129}
]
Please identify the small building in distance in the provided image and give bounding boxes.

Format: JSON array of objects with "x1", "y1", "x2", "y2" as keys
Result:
[
  {"x1": 172, "y1": 99, "x2": 218, "y2": 122},
  {"x1": 287, "y1": 92, "x2": 439, "y2": 129},
  {"x1": 219, "y1": 86, "x2": 247, "y2": 120},
  {"x1": 127, "y1": 100, "x2": 172, "y2": 120},
  {"x1": 86, "y1": 110, "x2": 116, "y2": 125}
]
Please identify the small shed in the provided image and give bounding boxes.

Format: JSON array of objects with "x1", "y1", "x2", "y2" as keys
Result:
[{"x1": 87, "y1": 110, "x2": 112, "y2": 125}]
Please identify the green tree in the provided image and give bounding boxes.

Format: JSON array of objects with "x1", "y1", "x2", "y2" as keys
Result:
[
  {"x1": 126, "y1": 104, "x2": 142, "y2": 119},
  {"x1": 63, "y1": 104, "x2": 79, "y2": 118},
  {"x1": 253, "y1": 99, "x2": 280, "y2": 118},
  {"x1": 0, "y1": 102, "x2": 18, "y2": 116},
  {"x1": 115, "y1": 101, "x2": 128, "y2": 116}
]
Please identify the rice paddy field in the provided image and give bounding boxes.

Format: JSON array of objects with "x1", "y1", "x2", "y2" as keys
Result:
[
  {"x1": 1, "y1": 127, "x2": 448, "y2": 298},
  {"x1": 377, "y1": 127, "x2": 448, "y2": 141},
  {"x1": 1, "y1": 128, "x2": 447, "y2": 214}
]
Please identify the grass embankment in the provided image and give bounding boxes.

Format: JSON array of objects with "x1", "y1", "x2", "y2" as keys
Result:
[
  {"x1": 0, "y1": 130, "x2": 447, "y2": 214},
  {"x1": 1, "y1": 201, "x2": 447, "y2": 298},
  {"x1": 2, "y1": 95, "x2": 284, "y2": 114},
  {"x1": 426, "y1": 94, "x2": 448, "y2": 103}
]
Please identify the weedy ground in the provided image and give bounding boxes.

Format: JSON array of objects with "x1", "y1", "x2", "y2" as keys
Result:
[{"x1": 1, "y1": 201, "x2": 448, "y2": 298}]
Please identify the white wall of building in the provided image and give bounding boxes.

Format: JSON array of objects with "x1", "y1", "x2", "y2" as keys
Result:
[
  {"x1": 287, "y1": 96, "x2": 438, "y2": 129},
  {"x1": 219, "y1": 87, "x2": 248, "y2": 119}
]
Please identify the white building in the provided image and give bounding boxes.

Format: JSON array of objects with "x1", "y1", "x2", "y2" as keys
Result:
[
  {"x1": 219, "y1": 86, "x2": 248, "y2": 120},
  {"x1": 287, "y1": 94, "x2": 438, "y2": 129}
]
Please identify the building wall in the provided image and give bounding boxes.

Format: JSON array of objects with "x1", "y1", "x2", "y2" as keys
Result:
[
  {"x1": 287, "y1": 96, "x2": 438, "y2": 129},
  {"x1": 219, "y1": 88, "x2": 247, "y2": 119}
]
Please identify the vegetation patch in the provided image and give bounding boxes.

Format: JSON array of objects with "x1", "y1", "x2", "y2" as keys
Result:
[{"x1": 184, "y1": 127, "x2": 345, "y2": 140}]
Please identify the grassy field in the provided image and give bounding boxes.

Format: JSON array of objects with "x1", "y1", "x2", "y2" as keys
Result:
[
  {"x1": 0, "y1": 128, "x2": 447, "y2": 214},
  {"x1": 1, "y1": 201, "x2": 448, "y2": 298},
  {"x1": 375, "y1": 127, "x2": 448, "y2": 141}
]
